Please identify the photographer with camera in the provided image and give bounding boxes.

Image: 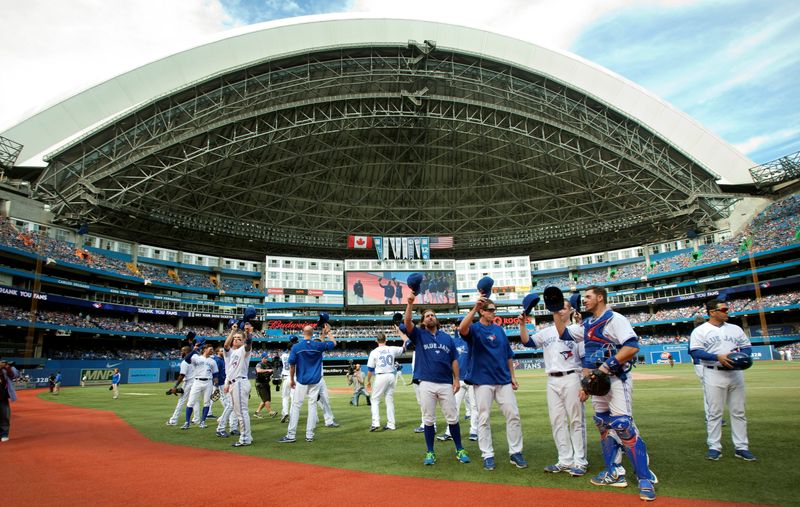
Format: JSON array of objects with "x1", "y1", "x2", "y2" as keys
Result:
[
  {"x1": 254, "y1": 353, "x2": 277, "y2": 418},
  {"x1": 1, "y1": 358, "x2": 19, "y2": 442}
]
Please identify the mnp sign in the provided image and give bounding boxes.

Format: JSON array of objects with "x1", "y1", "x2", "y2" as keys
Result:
[
  {"x1": 128, "y1": 368, "x2": 160, "y2": 384},
  {"x1": 81, "y1": 368, "x2": 114, "y2": 385}
]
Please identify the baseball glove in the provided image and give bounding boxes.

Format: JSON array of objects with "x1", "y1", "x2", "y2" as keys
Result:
[
  {"x1": 210, "y1": 387, "x2": 221, "y2": 402},
  {"x1": 108, "y1": 386, "x2": 114, "y2": 391},
  {"x1": 165, "y1": 387, "x2": 185, "y2": 396},
  {"x1": 581, "y1": 369, "x2": 611, "y2": 396}
]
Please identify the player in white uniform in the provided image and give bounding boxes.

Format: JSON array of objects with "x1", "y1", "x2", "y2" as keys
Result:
[
  {"x1": 279, "y1": 337, "x2": 298, "y2": 423},
  {"x1": 181, "y1": 343, "x2": 219, "y2": 430},
  {"x1": 316, "y1": 365, "x2": 339, "y2": 428},
  {"x1": 214, "y1": 346, "x2": 239, "y2": 437},
  {"x1": 689, "y1": 299, "x2": 756, "y2": 461},
  {"x1": 366, "y1": 332, "x2": 404, "y2": 431},
  {"x1": 166, "y1": 346, "x2": 193, "y2": 426},
  {"x1": 224, "y1": 323, "x2": 254, "y2": 447},
  {"x1": 521, "y1": 299, "x2": 587, "y2": 475}
]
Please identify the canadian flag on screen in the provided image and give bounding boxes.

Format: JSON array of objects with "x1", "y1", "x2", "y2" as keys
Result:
[{"x1": 347, "y1": 235, "x2": 373, "y2": 249}]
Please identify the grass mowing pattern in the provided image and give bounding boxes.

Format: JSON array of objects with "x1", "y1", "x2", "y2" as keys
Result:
[{"x1": 42, "y1": 362, "x2": 799, "y2": 506}]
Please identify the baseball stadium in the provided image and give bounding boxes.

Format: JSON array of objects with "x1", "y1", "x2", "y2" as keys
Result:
[{"x1": 1, "y1": 15, "x2": 799, "y2": 506}]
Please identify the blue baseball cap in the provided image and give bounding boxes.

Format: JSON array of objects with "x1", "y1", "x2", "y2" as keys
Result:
[
  {"x1": 243, "y1": 306, "x2": 257, "y2": 322},
  {"x1": 543, "y1": 286, "x2": 565, "y2": 313},
  {"x1": 477, "y1": 276, "x2": 494, "y2": 297},
  {"x1": 407, "y1": 272, "x2": 423, "y2": 295},
  {"x1": 522, "y1": 293, "x2": 540, "y2": 315},
  {"x1": 317, "y1": 312, "x2": 330, "y2": 327},
  {"x1": 569, "y1": 293, "x2": 581, "y2": 313}
]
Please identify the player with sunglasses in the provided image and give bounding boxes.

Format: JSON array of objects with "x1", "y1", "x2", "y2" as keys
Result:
[
  {"x1": 689, "y1": 299, "x2": 756, "y2": 461},
  {"x1": 458, "y1": 297, "x2": 526, "y2": 471}
]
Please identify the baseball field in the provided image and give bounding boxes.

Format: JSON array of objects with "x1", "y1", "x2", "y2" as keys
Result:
[{"x1": 8, "y1": 361, "x2": 799, "y2": 506}]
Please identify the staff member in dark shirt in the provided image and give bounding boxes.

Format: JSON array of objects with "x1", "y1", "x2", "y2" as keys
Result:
[
  {"x1": 254, "y1": 353, "x2": 277, "y2": 418},
  {"x1": 1, "y1": 358, "x2": 19, "y2": 442}
]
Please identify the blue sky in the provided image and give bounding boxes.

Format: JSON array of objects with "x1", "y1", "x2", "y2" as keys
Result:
[{"x1": 1, "y1": 0, "x2": 798, "y2": 164}]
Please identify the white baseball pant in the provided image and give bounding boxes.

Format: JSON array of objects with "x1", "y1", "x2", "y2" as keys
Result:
[
  {"x1": 547, "y1": 373, "x2": 587, "y2": 467},
  {"x1": 694, "y1": 364, "x2": 710, "y2": 422},
  {"x1": 316, "y1": 378, "x2": 335, "y2": 426},
  {"x1": 229, "y1": 378, "x2": 252, "y2": 444},
  {"x1": 418, "y1": 381, "x2": 458, "y2": 426},
  {"x1": 215, "y1": 388, "x2": 239, "y2": 433},
  {"x1": 287, "y1": 382, "x2": 321, "y2": 440},
  {"x1": 187, "y1": 379, "x2": 213, "y2": 411},
  {"x1": 370, "y1": 373, "x2": 398, "y2": 429},
  {"x1": 704, "y1": 368, "x2": 748, "y2": 451},
  {"x1": 168, "y1": 379, "x2": 192, "y2": 424},
  {"x1": 444, "y1": 381, "x2": 474, "y2": 437},
  {"x1": 281, "y1": 376, "x2": 294, "y2": 417},
  {"x1": 474, "y1": 383, "x2": 523, "y2": 459}
]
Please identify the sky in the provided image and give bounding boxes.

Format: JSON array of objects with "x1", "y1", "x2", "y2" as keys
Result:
[{"x1": 1, "y1": 0, "x2": 798, "y2": 164}]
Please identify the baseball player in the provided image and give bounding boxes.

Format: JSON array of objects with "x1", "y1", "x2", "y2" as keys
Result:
[
  {"x1": 316, "y1": 372, "x2": 340, "y2": 428},
  {"x1": 689, "y1": 299, "x2": 756, "y2": 461},
  {"x1": 213, "y1": 346, "x2": 238, "y2": 438},
  {"x1": 181, "y1": 343, "x2": 219, "y2": 430},
  {"x1": 563, "y1": 286, "x2": 657, "y2": 501},
  {"x1": 166, "y1": 346, "x2": 193, "y2": 426},
  {"x1": 278, "y1": 324, "x2": 336, "y2": 443},
  {"x1": 438, "y1": 322, "x2": 477, "y2": 442},
  {"x1": 224, "y1": 323, "x2": 254, "y2": 447},
  {"x1": 53, "y1": 372, "x2": 62, "y2": 395},
  {"x1": 395, "y1": 361, "x2": 407, "y2": 386},
  {"x1": 458, "y1": 297, "x2": 526, "y2": 471},
  {"x1": 279, "y1": 337, "x2": 298, "y2": 423},
  {"x1": 111, "y1": 368, "x2": 121, "y2": 399},
  {"x1": 403, "y1": 294, "x2": 470, "y2": 466},
  {"x1": 366, "y1": 332, "x2": 404, "y2": 431},
  {"x1": 521, "y1": 300, "x2": 587, "y2": 475}
]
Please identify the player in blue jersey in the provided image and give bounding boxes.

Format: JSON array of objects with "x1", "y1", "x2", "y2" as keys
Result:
[
  {"x1": 403, "y1": 294, "x2": 470, "y2": 466},
  {"x1": 111, "y1": 369, "x2": 121, "y2": 400},
  {"x1": 438, "y1": 320, "x2": 477, "y2": 442},
  {"x1": 278, "y1": 323, "x2": 336, "y2": 443},
  {"x1": 562, "y1": 285, "x2": 656, "y2": 501},
  {"x1": 378, "y1": 277, "x2": 396, "y2": 305},
  {"x1": 458, "y1": 297, "x2": 525, "y2": 471}
]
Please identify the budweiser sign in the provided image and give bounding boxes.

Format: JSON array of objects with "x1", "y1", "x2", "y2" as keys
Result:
[{"x1": 268, "y1": 321, "x2": 317, "y2": 330}]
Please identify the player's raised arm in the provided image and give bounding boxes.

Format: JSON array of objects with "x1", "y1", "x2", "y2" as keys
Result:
[
  {"x1": 243, "y1": 323, "x2": 254, "y2": 352},
  {"x1": 518, "y1": 313, "x2": 530, "y2": 345},
  {"x1": 224, "y1": 324, "x2": 237, "y2": 350},
  {"x1": 323, "y1": 323, "x2": 336, "y2": 347},
  {"x1": 404, "y1": 294, "x2": 416, "y2": 331},
  {"x1": 459, "y1": 296, "x2": 485, "y2": 338}
]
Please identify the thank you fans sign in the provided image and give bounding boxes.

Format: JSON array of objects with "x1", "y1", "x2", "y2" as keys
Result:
[{"x1": 348, "y1": 235, "x2": 453, "y2": 260}]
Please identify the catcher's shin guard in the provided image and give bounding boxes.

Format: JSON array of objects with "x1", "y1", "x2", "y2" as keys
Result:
[
  {"x1": 594, "y1": 412, "x2": 618, "y2": 473},
  {"x1": 610, "y1": 415, "x2": 652, "y2": 480}
]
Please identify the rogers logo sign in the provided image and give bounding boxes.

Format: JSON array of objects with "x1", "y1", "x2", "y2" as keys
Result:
[
  {"x1": 493, "y1": 316, "x2": 521, "y2": 326},
  {"x1": 268, "y1": 321, "x2": 317, "y2": 330}
]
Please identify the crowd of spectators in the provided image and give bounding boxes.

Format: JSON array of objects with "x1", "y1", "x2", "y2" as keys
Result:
[
  {"x1": 220, "y1": 277, "x2": 260, "y2": 293},
  {"x1": 534, "y1": 274, "x2": 574, "y2": 289},
  {"x1": 178, "y1": 271, "x2": 217, "y2": 290},
  {"x1": 776, "y1": 343, "x2": 800, "y2": 360}
]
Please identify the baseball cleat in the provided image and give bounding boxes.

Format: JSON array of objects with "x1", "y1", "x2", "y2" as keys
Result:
[
  {"x1": 648, "y1": 470, "x2": 658, "y2": 484},
  {"x1": 735, "y1": 449, "x2": 757, "y2": 461},
  {"x1": 269, "y1": 411, "x2": 278, "y2": 417},
  {"x1": 230, "y1": 430, "x2": 240, "y2": 436},
  {"x1": 590, "y1": 471, "x2": 628, "y2": 488},
  {"x1": 370, "y1": 426, "x2": 381, "y2": 432},
  {"x1": 436, "y1": 433, "x2": 452, "y2": 441},
  {"x1": 216, "y1": 431, "x2": 229, "y2": 438},
  {"x1": 705, "y1": 449, "x2": 722, "y2": 460},
  {"x1": 165, "y1": 421, "x2": 177, "y2": 426},
  {"x1": 305, "y1": 437, "x2": 314, "y2": 442},
  {"x1": 456, "y1": 448, "x2": 471, "y2": 464},
  {"x1": 0, "y1": 437, "x2": 8, "y2": 442},
  {"x1": 568, "y1": 466, "x2": 587, "y2": 477},
  {"x1": 280, "y1": 414, "x2": 289, "y2": 423},
  {"x1": 198, "y1": 421, "x2": 207, "y2": 429},
  {"x1": 325, "y1": 422, "x2": 340, "y2": 428},
  {"x1": 413, "y1": 426, "x2": 425, "y2": 433},
  {"x1": 180, "y1": 422, "x2": 190, "y2": 430},
  {"x1": 232, "y1": 441, "x2": 252, "y2": 447},
  {"x1": 469, "y1": 433, "x2": 478, "y2": 441},
  {"x1": 278, "y1": 436, "x2": 296, "y2": 443},
  {"x1": 509, "y1": 453, "x2": 528, "y2": 469},
  {"x1": 253, "y1": 412, "x2": 264, "y2": 419},
  {"x1": 206, "y1": 414, "x2": 216, "y2": 419},
  {"x1": 483, "y1": 457, "x2": 496, "y2": 471},
  {"x1": 544, "y1": 463, "x2": 570, "y2": 473},
  {"x1": 423, "y1": 452, "x2": 436, "y2": 465},
  {"x1": 638, "y1": 479, "x2": 656, "y2": 501},
  {"x1": 383, "y1": 426, "x2": 396, "y2": 431}
]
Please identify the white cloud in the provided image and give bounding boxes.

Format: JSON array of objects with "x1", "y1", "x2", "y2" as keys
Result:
[
  {"x1": 0, "y1": 0, "x2": 236, "y2": 130},
  {"x1": 733, "y1": 128, "x2": 799, "y2": 155},
  {"x1": 350, "y1": 0, "x2": 644, "y2": 49}
]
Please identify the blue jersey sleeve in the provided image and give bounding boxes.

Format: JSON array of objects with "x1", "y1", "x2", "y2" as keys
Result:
[
  {"x1": 448, "y1": 335, "x2": 457, "y2": 363},
  {"x1": 288, "y1": 345, "x2": 298, "y2": 365}
]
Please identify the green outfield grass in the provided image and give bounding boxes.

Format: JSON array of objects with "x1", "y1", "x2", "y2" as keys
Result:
[{"x1": 42, "y1": 362, "x2": 799, "y2": 506}]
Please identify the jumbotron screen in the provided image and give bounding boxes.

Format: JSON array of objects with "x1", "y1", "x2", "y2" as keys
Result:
[{"x1": 345, "y1": 271, "x2": 457, "y2": 308}]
